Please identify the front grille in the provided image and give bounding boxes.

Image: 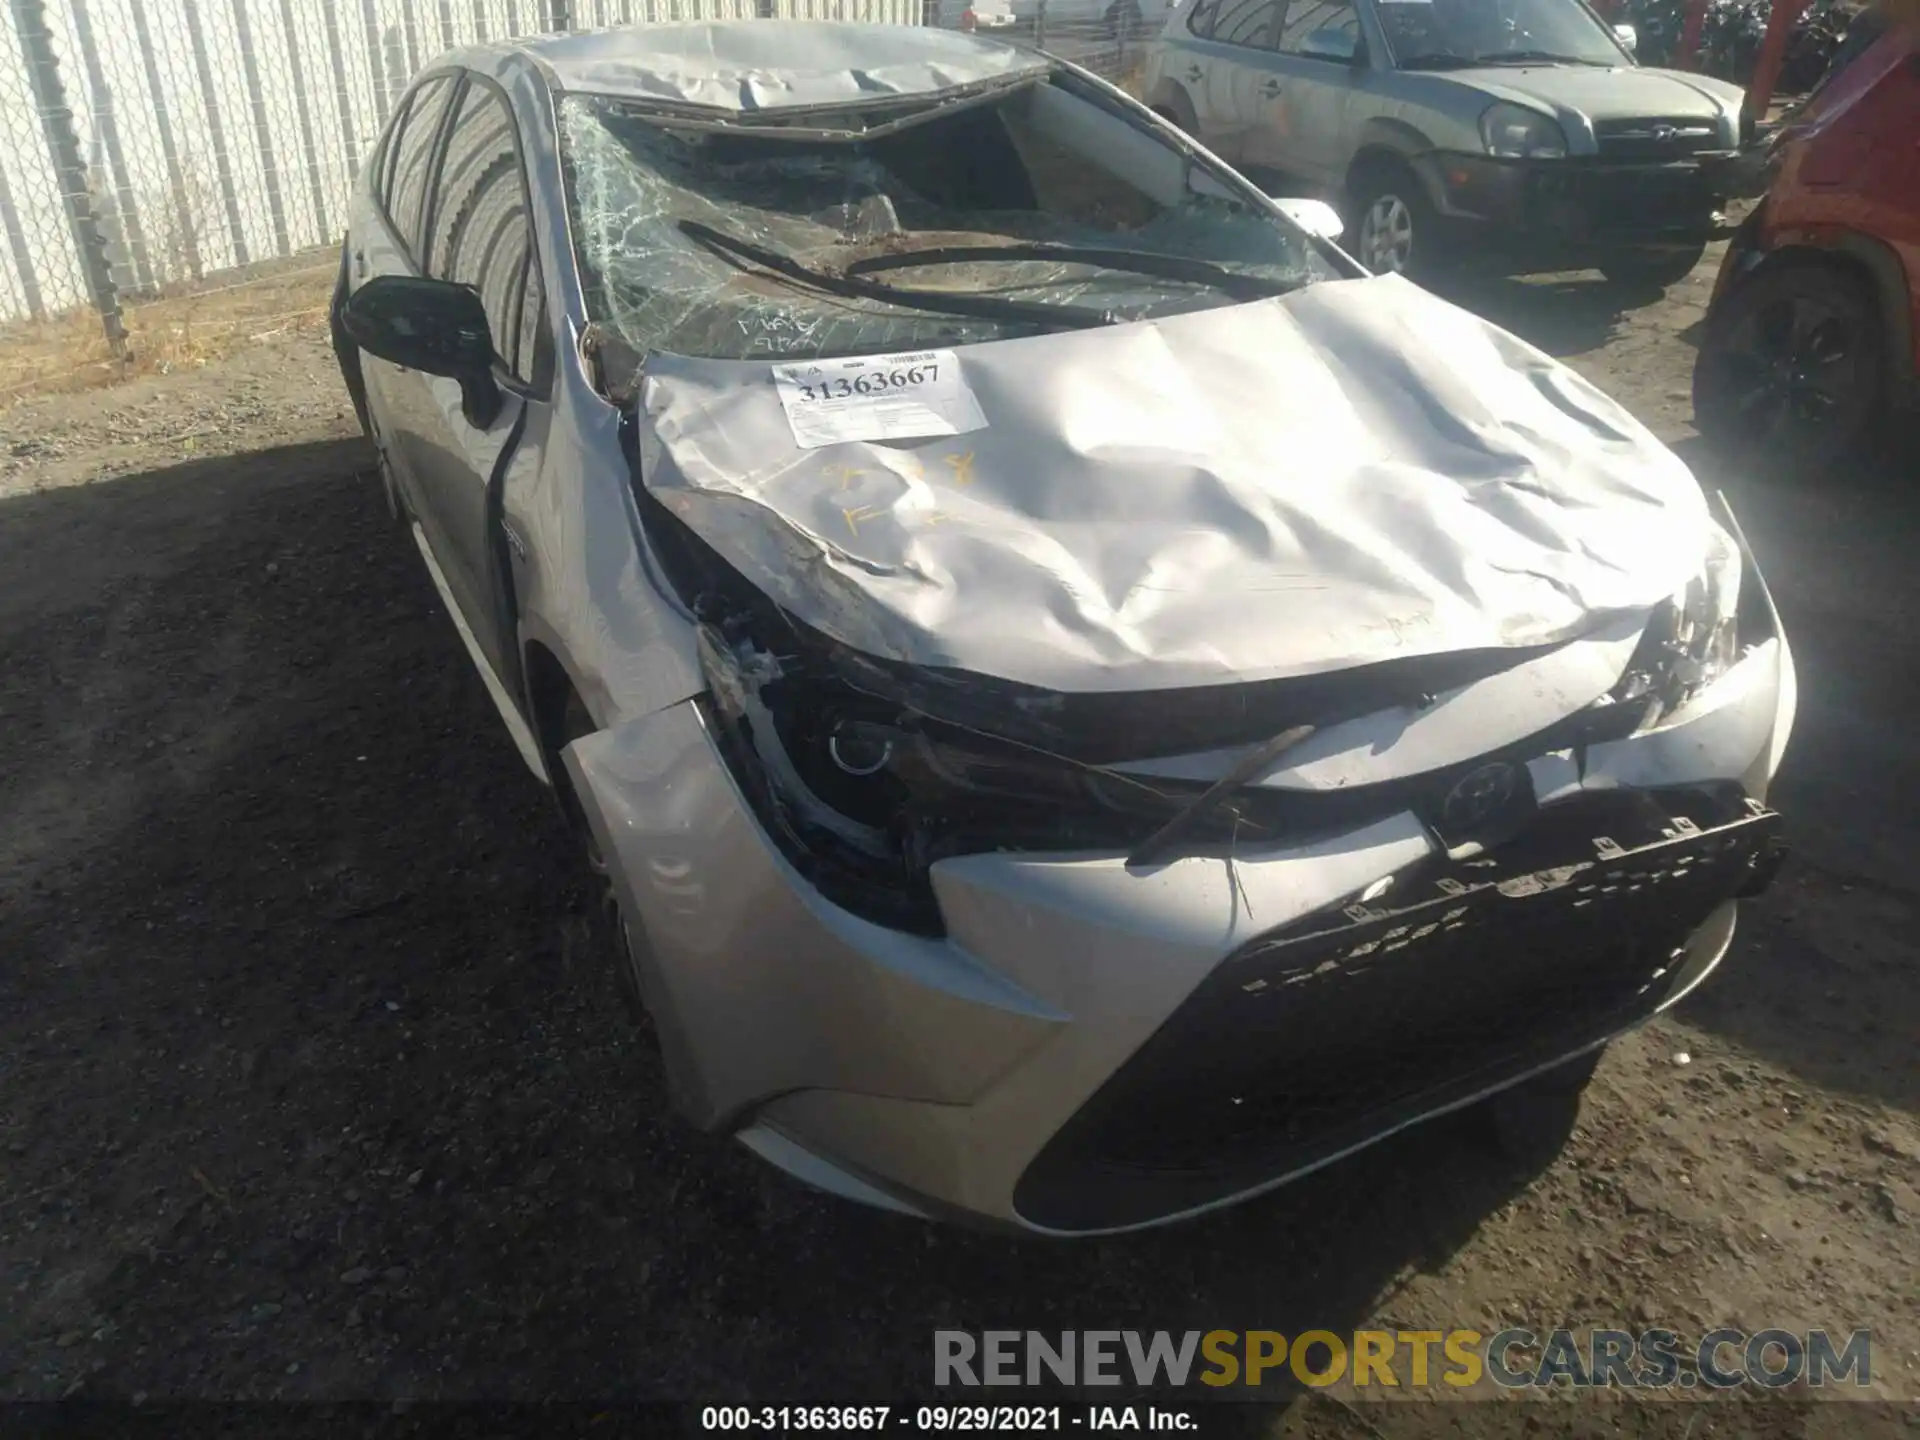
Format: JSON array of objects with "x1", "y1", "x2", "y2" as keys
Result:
[
  {"x1": 1013, "y1": 786, "x2": 1784, "y2": 1232},
  {"x1": 1595, "y1": 116, "x2": 1723, "y2": 161}
]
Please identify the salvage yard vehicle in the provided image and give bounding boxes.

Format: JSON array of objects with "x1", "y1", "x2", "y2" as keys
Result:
[
  {"x1": 1142, "y1": 0, "x2": 1756, "y2": 284},
  {"x1": 1692, "y1": 17, "x2": 1919, "y2": 467},
  {"x1": 329, "y1": 20, "x2": 1794, "y2": 1234}
]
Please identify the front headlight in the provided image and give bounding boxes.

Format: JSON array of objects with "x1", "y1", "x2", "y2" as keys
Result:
[
  {"x1": 1480, "y1": 102, "x2": 1568, "y2": 159},
  {"x1": 1613, "y1": 521, "x2": 1743, "y2": 727},
  {"x1": 697, "y1": 621, "x2": 1218, "y2": 934}
]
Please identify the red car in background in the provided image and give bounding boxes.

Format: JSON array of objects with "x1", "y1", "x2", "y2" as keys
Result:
[{"x1": 1692, "y1": 18, "x2": 1920, "y2": 466}]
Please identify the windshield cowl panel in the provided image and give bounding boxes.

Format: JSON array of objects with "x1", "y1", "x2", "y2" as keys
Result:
[{"x1": 558, "y1": 77, "x2": 1336, "y2": 366}]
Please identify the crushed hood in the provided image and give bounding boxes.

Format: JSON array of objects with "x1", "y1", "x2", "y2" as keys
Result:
[{"x1": 636, "y1": 273, "x2": 1712, "y2": 694}]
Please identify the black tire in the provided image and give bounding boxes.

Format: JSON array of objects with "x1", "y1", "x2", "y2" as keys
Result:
[
  {"x1": 1476, "y1": 1046, "x2": 1606, "y2": 1166},
  {"x1": 1346, "y1": 159, "x2": 1443, "y2": 283},
  {"x1": 1692, "y1": 258, "x2": 1886, "y2": 471},
  {"x1": 1149, "y1": 90, "x2": 1196, "y2": 135},
  {"x1": 552, "y1": 689, "x2": 649, "y2": 1022},
  {"x1": 1598, "y1": 241, "x2": 1710, "y2": 290}
]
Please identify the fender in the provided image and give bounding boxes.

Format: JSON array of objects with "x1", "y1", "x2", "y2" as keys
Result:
[{"x1": 1348, "y1": 124, "x2": 1445, "y2": 205}]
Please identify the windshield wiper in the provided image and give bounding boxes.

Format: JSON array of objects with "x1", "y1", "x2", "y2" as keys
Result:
[
  {"x1": 843, "y1": 244, "x2": 1309, "y2": 303},
  {"x1": 677, "y1": 220, "x2": 1118, "y2": 331},
  {"x1": 1477, "y1": 48, "x2": 1614, "y2": 65},
  {"x1": 1394, "y1": 51, "x2": 1485, "y2": 69}
]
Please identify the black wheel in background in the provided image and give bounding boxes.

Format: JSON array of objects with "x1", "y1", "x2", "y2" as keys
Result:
[{"x1": 1693, "y1": 258, "x2": 1887, "y2": 471}]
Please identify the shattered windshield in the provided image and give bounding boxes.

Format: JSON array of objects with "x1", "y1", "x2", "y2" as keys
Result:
[{"x1": 558, "y1": 77, "x2": 1339, "y2": 363}]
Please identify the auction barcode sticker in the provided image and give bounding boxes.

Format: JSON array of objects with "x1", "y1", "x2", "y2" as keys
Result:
[{"x1": 770, "y1": 349, "x2": 988, "y2": 449}]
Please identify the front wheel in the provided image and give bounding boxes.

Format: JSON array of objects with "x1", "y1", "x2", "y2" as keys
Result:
[
  {"x1": 1599, "y1": 241, "x2": 1709, "y2": 290},
  {"x1": 552, "y1": 689, "x2": 649, "y2": 1022},
  {"x1": 1692, "y1": 258, "x2": 1886, "y2": 471},
  {"x1": 1347, "y1": 163, "x2": 1443, "y2": 282},
  {"x1": 1476, "y1": 1046, "x2": 1606, "y2": 1166}
]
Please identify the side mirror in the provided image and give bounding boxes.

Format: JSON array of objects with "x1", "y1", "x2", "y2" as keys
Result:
[
  {"x1": 1270, "y1": 196, "x2": 1345, "y2": 241},
  {"x1": 1298, "y1": 27, "x2": 1361, "y2": 63},
  {"x1": 1613, "y1": 22, "x2": 1638, "y2": 55},
  {"x1": 341, "y1": 274, "x2": 502, "y2": 427}
]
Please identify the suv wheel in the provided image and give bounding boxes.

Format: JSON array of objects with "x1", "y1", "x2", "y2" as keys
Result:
[
  {"x1": 1693, "y1": 258, "x2": 1886, "y2": 470},
  {"x1": 1349, "y1": 162, "x2": 1440, "y2": 281}
]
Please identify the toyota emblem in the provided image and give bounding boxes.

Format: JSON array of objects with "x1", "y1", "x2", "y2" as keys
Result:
[
  {"x1": 1650, "y1": 123, "x2": 1678, "y2": 143},
  {"x1": 1442, "y1": 762, "x2": 1518, "y2": 831}
]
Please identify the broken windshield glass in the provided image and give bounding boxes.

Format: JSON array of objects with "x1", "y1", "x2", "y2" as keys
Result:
[{"x1": 558, "y1": 76, "x2": 1338, "y2": 369}]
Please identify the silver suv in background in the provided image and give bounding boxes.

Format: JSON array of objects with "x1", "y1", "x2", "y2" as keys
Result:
[{"x1": 1143, "y1": 0, "x2": 1754, "y2": 284}]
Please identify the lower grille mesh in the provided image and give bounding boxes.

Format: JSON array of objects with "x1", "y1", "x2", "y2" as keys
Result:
[{"x1": 1014, "y1": 786, "x2": 1784, "y2": 1231}]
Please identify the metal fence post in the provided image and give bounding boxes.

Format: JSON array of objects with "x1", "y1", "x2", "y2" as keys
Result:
[
  {"x1": 9, "y1": 0, "x2": 126, "y2": 349},
  {"x1": 321, "y1": 1, "x2": 361, "y2": 187},
  {"x1": 1034, "y1": 0, "x2": 1046, "y2": 49},
  {"x1": 279, "y1": 0, "x2": 331, "y2": 243},
  {"x1": 360, "y1": 0, "x2": 392, "y2": 124},
  {"x1": 181, "y1": 0, "x2": 251, "y2": 266},
  {"x1": 231, "y1": 0, "x2": 293, "y2": 257},
  {"x1": 69, "y1": 0, "x2": 154, "y2": 293},
  {"x1": 549, "y1": 0, "x2": 572, "y2": 29},
  {"x1": 128, "y1": 0, "x2": 203, "y2": 281},
  {"x1": 0, "y1": 164, "x2": 46, "y2": 318}
]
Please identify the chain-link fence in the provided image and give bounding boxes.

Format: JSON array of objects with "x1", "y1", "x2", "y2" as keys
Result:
[
  {"x1": 0, "y1": 0, "x2": 923, "y2": 332},
  {"x1": 922, "y1": 0, "x2": 1166, "y2": 83}
]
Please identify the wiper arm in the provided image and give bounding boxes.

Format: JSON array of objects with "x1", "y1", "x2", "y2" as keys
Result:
[
  {"x1": 1478, "y1": 48, "x2": 1613, "y2": 64},
  {"x1": 843, "y1": 243, "x2": 1309, "y2": 303},
  {"x1": 677, "y1": 219, "x2": 1118, "y2": 331},
  {"x1": 1394, "y1": 51, "x2": 1483, "y2": 69},
  {"x1": 1126, "y1": 724, "x2": 1317, "y2": 869}
]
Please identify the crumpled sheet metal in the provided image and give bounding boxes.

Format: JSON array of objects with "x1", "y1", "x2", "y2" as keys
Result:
[
  {"x1": 638, "y1": 274, "x2": 1712, "y2": 693},
  {"x1": 532, "y1": 21, "x2": 1048, "y2": 111}
]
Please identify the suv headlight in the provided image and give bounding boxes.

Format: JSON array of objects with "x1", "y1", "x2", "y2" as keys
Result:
[{"x1": 1481, "y1": 102, "x2": 1568, "y2": 159}]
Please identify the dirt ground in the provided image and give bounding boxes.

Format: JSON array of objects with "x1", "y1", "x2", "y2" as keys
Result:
[{"x1": 2, "y1": 247, "x2": 1917, "y2": 1435}]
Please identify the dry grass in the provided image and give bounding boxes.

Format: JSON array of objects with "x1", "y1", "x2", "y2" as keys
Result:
[{"x1": 0, "y1": 252, "x2": 337, "y2": 410}]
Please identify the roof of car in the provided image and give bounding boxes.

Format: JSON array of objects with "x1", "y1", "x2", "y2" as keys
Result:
[{"x1": 456, "y1": 20, "x2": 1050, "y2": 112}]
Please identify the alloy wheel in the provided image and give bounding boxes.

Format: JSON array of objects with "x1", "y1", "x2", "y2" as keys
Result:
[
  {"x1": 1359, "y1": 194, "x2": 1415, "y2": 274},
  {"x1": 1718, "y1": 294, "x2": 1859, "y2": 443}
]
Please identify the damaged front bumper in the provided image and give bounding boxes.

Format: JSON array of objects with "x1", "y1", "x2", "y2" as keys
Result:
[
  {"x1": 560, "y1": 579, "x2": 1795, "y2": 1233},
  {"x1": 1412, "y1": 150, "x2": 1741, "y2": 256}
]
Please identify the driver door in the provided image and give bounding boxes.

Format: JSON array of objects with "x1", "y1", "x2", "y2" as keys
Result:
[
  {"x1": 1241, "y1": 0, "x2": 1369, "y2": 185},
  {"x1": 1186, "y1": 0, "x2": 1289, "y2": 164},
  {"x1": 401, "y1": 75, "x2": 551, "y2": 694}
]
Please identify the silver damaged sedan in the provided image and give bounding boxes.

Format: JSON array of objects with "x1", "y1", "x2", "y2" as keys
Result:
[{"x1": 329, "y1": 19, "x2": 1795, "y2": 1233}]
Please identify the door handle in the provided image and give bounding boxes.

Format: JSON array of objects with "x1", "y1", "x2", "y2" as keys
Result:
[
  {"x1": 1184, "y1": 64, "x2": 1202, "y2": 82},
  {"x1": 1260, "y1": 79, "x2": 1283, "y2": 97},
  {"x1": 353, "y1": 248, "x2": 366, "y2": 279}
]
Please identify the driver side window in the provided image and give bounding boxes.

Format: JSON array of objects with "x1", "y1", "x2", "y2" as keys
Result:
[
  {"x1": 424, "y1": 77, "x2": 545, "y2": 387},
  {"x1": 1277, "y1": 0, "x2": 1362, "y2": 54},
  {"x1": 1191, "y1": 0, "x2": 1286, "y2": 47}
]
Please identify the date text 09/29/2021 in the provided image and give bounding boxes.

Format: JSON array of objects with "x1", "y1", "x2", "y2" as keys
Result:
[{"x1": 700, "y1": 1406, "x2": 1195, "y2": 1432}]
